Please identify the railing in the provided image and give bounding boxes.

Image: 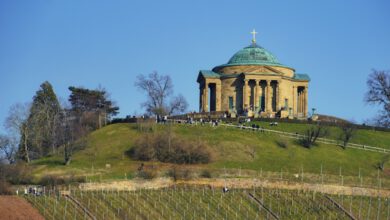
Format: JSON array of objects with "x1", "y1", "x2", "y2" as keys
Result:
[{"x1": 219, "y1": 123, "x2": 390, "y2": 154}]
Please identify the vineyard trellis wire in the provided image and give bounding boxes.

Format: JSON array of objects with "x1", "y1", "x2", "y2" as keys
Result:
[{"x1": 24, "y1": 185, "x2": 390, "y2": 220}]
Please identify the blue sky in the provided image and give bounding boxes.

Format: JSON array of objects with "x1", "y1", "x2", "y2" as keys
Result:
[{"x1": 1, "y1": 0, "x2": 389, "y2": 130}]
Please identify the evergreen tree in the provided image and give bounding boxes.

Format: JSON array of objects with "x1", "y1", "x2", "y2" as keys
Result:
[
  {"x1": 68, "y1": 86, "x2": 119, "y2": 130},
  {"x1": 21, "y1": 81, "x2": 62, "y2": 158}
]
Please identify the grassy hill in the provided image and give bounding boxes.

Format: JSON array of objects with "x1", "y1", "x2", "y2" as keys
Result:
[{"x1": 30, "y1": 122, "x2": 390, "y2": 187}]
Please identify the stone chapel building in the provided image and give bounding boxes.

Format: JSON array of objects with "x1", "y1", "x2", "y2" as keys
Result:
[{"x1": 197, "y1": 31, "x2": 310, "y2": 119}]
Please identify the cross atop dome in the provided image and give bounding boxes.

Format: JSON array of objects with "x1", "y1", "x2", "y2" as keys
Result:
[{"x1": 250, "y1": 29, "x2": 258, "y2": 44}]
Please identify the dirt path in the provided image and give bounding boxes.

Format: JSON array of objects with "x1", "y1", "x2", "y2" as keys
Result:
[
  {"x1": 0, "y1": 196, "x2": 44, "y2": 220},
  {"x1": 80, "y1": 177, "x2": 390, "y2": 197}
]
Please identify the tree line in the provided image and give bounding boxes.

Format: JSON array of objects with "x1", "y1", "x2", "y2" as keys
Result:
[
  {"x1": 0, "y1": 81, "x2": 119, "y2": 165},
  {"x1": 0, "y1": 71, "x2": 189, "y2": 167}
]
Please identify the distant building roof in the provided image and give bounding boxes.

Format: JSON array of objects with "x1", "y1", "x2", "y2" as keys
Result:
[
  {"x1": 199, "y1": 70, "x2": 220, "y2": 78},
  {"x1": 197, "y1": 70, "x2": 220, "y2": 82},
  {"x1": 294, "y1": 73, "x2": 310, "y2": 81}
]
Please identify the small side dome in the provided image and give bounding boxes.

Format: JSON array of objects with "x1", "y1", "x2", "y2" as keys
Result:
[{"x1": 227, "y1": 43, "x2": 281, "y2": 66}]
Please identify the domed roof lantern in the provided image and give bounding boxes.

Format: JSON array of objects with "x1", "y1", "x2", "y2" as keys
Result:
[{"x1": 214, "y1": 30, "x2": 289, "y2": 69}]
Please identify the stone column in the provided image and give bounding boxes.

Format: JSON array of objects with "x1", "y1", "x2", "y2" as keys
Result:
[
  {"x1": 203, "y1": 82, "x2": 208, "y2": 112},
  {"x1": 301, "y1": 90, "x2": 305, "y2": 116},
  {"x1": 298, "y1": 90, "x2": 301, "y2": 114},
  {"x1": 304, "y1": 86, "x2": 308, "y2": 117},
  {"x1": 255, "y1": 80, "x2": 260, "y2": 112},
  {"x1": 199, "y1": 86, "x2": 203, "y2": 112},
  {"x1": 233, "y1": 92, "x2": 236, "y2": 111},
  {"x1": 266, "y1": 80, "x2": 271, "y2": 112},
  {"x1": 216, "y1": 82, "x2": 222, "y2": 111},
  {"x1": 297, "y1": 90, "x2": 301, "y2": 113},
  {"x1": 300, "y1": 90, "x2": 303, "y2": 114},
  {"x1": 301, "y1": 90, "x2": 304, "y2": 114},
  {"x1": 246, "y1": 80, "x2": 251, "y2": 109},
  {"x1": 276, "y1": 80, "x2": 281, "y2": 111},
  {"x1": 243, "y1": 79, "x2": 249, "y2": 110},
  {"x1": 291, "y1": 86, "x2": 296, "y2": 115},
  {"x1": 292, "y1": 86, "x2": 297, "y2": 117}
]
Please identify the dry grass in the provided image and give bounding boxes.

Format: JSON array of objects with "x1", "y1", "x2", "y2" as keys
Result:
[{"x1": 78, "y1": 177, "x2": 390, "y2": 197}]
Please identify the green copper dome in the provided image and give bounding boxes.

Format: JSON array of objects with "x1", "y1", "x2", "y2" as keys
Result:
[{"x1": 227, "y1": 43, "x2": 281, "y2": 66}]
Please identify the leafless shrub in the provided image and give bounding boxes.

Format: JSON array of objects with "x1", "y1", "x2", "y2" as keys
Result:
[
  {"x1": 0, "y1": 163, "x2": 33, "y2": 194},
  {"x1": 244, "y1": 145, "x2": 257, "y2": 159},
  {"x1": 299, "y1": 123, "x2": 329, "y2": 148},
  {"x1": 166, "y1": 166, "x2": 191, "y2": 181},
  {"x1": 130, "y1": 131, "x2": 212, "y2": 164},
  {"x1": 137, "y1": 169, "x2": 157, "y2": 179},
  {"x1": 338, "y1": 122, "x2": 356, "y2": 149},
  {"x1": 136, "y1": 120, "x2": 156, "y2": 133},
  {"x1": 276, "y1": 138, "x2": 289, "y2": 149},
  {"x1": 199, "y1": 169, "x2": 212, "y2": 178},
  {"x1": 377, "y1": 154, "x2": 390, "y2": 171},
  {"x1": 1, "y1": 163, "x2": 33, "y2": 185},
  {"x1": 0, "y1": 178, "x2": 12, "y2": 195},
  {"x1": 39, "y1": 174, "x2": 85, "y2": 187}
]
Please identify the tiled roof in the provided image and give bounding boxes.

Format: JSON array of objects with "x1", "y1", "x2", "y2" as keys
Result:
[
  {"x1": 199, "y1": 70, "x2": 220, "y2": 78},
  {"x1": 294, "y1": 73, "x2": 310, "y2": 81}
]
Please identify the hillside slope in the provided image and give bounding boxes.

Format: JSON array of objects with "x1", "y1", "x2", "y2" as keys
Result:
[
  {"x1": 31, "y1": 122, "x2": 390, "y2": 186},
  {"x1": 0, "y1": 196, "x2": 44, "y2": 220}
]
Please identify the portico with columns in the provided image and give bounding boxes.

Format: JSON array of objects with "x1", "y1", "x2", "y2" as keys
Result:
[{"x1": 197, "y1": 30, "x2": 310, "y2": 119}]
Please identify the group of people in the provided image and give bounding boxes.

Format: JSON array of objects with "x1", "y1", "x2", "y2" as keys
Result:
[
  {"x1": 183, "y1": 117, "x2": 222, "y2": 127},
  {"x1": 18, "y1": 186, "x2": 43, "y2": 196},
  {"x1": 156, "y1": 115, "x2": 169, "y2": 124},
  {"x1": 235, "y1": 122, "x2": 267, "y2": 133},
  {"x1": 173, "y1": 113, "x2": 282, "y2": 134}
]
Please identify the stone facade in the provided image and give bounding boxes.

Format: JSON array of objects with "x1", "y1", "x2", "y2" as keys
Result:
[{"x1": 197, "y1": 42, "x2": 310, "y2": 119}]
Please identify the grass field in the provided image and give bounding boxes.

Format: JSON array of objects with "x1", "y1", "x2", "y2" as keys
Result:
[
  {"x1": 30, "y1": 122, "x2": 390, "y2": 187},
  {"x1": 25, "y1": 186, "x2": 390, "y2": 220},
  {"x1": 241, "y1": 120, "x2": 390, "y2": 149}
]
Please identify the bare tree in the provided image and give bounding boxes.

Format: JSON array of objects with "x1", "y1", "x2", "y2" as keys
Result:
[
  {"x1": 135, "y1": 72, "x2": 188, "y2": 117},
  {"x1": 0, "y1": 135, "x2": 10, "y2": 163},
  {"x1": 169, "y1": 94, "x2": 189, "y2": 115},
  {"x1": 4, "y1": 103, "x2": 31, "y2": 163},
  {"x1": 4, "y1": 101, "x2": 67, "y2": 164},
  {"x1": 300, "y1": 123, "x2": 329, "y2": 148},
  {"x1": 0, "y1": 134, "x2": 17, "y2": 164},
  {"x1": 57, "y1": 102, "x2": 87, "y2": 166},
  {"x1": 338, "y1": 122, "x2": 356, "y2": 149},
  {"x1": 0, "y1": 135, "x2": 9, "y2": 160},
  {"x1": 365, "y1": 69, "x2": 390, "y2": 128}
]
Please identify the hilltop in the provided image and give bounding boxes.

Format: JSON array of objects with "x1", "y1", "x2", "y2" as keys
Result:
[{"x1": 29, "y1": 121, "x2": 390, "y2": 188}]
